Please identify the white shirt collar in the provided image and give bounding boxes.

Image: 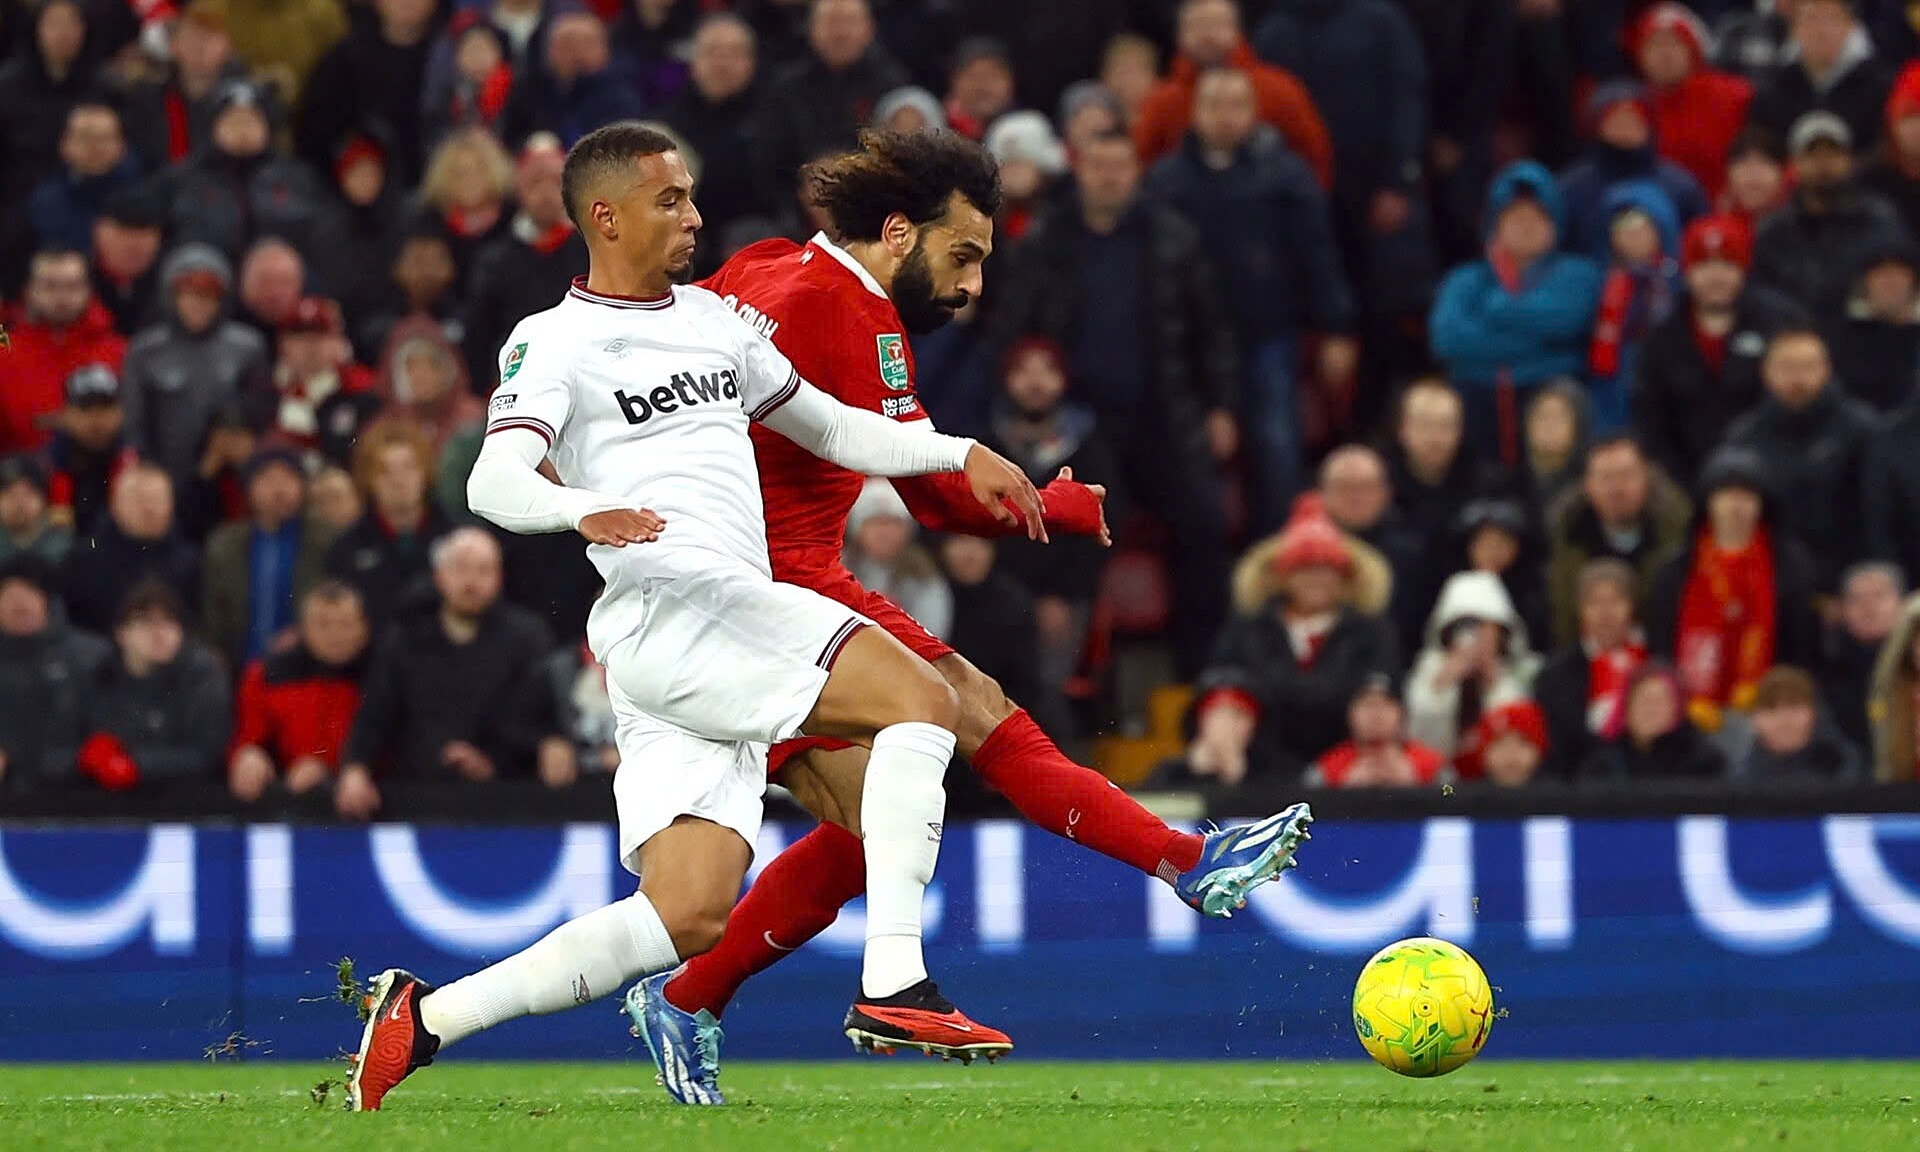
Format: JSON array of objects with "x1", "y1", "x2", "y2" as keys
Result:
[{"x1": 808, "y1": 231, "x2": 889, "y2": 301}]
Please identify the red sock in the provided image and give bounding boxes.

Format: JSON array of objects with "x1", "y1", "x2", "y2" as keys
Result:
[
  {"x1": 664, "y1": 821, "x2": 867, "y2": 1017},
  {"x1": 972, "y1": 709, "x2": 1203, "y2": 880}
]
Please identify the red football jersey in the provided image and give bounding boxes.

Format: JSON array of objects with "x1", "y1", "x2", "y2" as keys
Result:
[{"x1": 702, "y1": 234, "x2": 933, "y2": 572}]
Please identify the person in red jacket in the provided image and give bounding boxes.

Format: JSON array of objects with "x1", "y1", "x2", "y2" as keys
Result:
[
  {"x1": 1308, "y1": 674, "x2": 1448, "y2": 789},
  {"x1": 1130, "y1": 0, "x2": 1333, "y2": 188},
  {"x1": 0, "y1": 248, "x2": 127, "y2": 454},
  {"x1": 227, "y1": 579, "x2": 370, "y2": 802},
  {"x1": 1632, "y1": 3, "x2": 1755, "y2": 201}
]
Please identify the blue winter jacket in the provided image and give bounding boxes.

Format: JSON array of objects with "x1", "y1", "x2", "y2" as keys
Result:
[{"x1": 1428, "y1": 162, "x2": 1605, "y2": 389}]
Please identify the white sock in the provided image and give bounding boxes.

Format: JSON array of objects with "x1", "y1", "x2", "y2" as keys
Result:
[
  {"x1": 417, "y1": 891, "x2": 680, "y2": 1049},
  {"x1": 859, "y1": 720, "x2": 955, "y2": 998}
]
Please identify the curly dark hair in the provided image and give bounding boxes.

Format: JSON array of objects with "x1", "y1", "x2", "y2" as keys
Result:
[
  {"x1": 561, "y1": 121, "x2": 680, "y2": 230},
  {"x1": 803, "y1": 129, "x2": 1002, "y2": 243}
]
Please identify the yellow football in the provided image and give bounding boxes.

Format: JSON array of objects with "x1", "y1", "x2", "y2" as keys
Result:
[{"x1": 1352, "y1": 936, "x2": 1495, "y2": 1077}]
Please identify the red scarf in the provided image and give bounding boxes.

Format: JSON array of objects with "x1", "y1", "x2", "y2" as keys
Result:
[
  {"x1": 1589, "y1": 267, "x2": 1636, "y2": 378},
  {"x1": 528, "y1": 219, "x2": 575, "y2": 255},
  {"x1": 1675, "y1": 524, "x2": 1776, "y2": 728},
  {"x1": 444, "y1": 206, "x2": 500, "y2": 238},
  {"x1": 1691, "y1": 312, "x2": 1730, "y2": 376},
  {"x1": 1589, "y1": 641, "x2": 1648, "y2": 737}
]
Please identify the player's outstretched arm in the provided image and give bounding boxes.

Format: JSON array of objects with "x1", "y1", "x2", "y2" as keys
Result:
[
  {"x1": 757, "y1": 380, "x2": 1047, "y2": 538},
  {"x1": 467, "y1": 427, "x2": 664, "y2": 544},
  {"x1": 892, "y1": 466, "x2": 1111, "y2": 545}
]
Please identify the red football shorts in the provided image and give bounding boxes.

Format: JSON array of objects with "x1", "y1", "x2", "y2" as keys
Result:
[{"x1": 766, "y1": 564, "x2": 955, "y2": 776}]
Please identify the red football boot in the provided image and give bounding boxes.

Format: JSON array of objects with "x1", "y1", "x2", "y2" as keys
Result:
[
  {"x1": 346, "y1": 969, "x2": 440, "y2": 1111},
  {"x1": 843, "y1": 979, "x2": 1013, "y2": 1064}
]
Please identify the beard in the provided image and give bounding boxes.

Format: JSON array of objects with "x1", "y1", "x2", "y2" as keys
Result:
[{"x1": 892, "y1": 239, "x2": 970, "y2": 334}]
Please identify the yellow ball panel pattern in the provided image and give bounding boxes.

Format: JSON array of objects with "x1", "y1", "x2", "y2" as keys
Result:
[{"x1": 1351, "y1": 937, "x2": 1494, "y2": 1077}]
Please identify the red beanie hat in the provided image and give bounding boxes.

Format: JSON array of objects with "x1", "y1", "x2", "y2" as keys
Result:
[
  {"x1": 1682, "y1": 213, "x2": 1752, "y2": 271},
  {"x1": 1455, "y1": 700, "x2": 1549, "y2": 779},
  {"x1": 1272, "y1": 515, "x2": 1352, "y2": 577},
  {"x1": 1888, "y1": 62, "x2": 1920, "y2": 132},
  {"x1": 1630, "y1": 3, "x2": 1708, "y2": 71}
]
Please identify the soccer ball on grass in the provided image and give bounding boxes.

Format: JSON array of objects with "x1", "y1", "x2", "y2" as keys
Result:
[{"x1": 1351, "y1": 936, "x2": 1494, "y2": 1077}]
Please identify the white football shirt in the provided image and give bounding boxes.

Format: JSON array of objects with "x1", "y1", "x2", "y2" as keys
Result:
[{"x1": 486, "y1": 277, "x2": 805, "y2": 651}]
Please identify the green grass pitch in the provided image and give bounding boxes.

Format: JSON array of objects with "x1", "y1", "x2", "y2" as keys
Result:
[{"x1": 1, "y1": 1061, "x2": 1915, "y2": 1151}]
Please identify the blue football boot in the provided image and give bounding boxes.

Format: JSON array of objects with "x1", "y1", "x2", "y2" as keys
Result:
[
  {"x1": 623, "y1": 970, "x2": 725, "y2": 1105},
  {"x1": 1172, "y1": 803, "x2": 1314, "y2": 917}
]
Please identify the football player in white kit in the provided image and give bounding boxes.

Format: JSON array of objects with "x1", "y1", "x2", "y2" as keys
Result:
[{"x1": 346, "y1": 122, "x2": 1044, "y2": 1110}]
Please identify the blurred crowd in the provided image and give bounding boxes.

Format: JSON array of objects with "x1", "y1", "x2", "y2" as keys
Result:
[{"x1": 6, "y1": 0, "x2": 1920, "y2": 812}]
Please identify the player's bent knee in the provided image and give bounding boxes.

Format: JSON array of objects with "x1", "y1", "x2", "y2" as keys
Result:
[
  {"x1": 645, "y1": 888, "x2": 732, "y2": 958},
  {"x1": 893, "y1": 667, "x2": 961, "y2": 732}
]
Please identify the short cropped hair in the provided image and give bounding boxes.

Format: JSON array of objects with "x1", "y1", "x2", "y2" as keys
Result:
[
  {"x1": 561, "y1": 121, "x2": 682, "y2": 231},
  {"x1": 803, "y1": 128, "x2": 1001, "y2": 243}
]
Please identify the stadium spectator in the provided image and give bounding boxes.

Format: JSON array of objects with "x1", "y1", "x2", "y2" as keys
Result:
[
  {"x1": 1183, "y1": 510, "x2": 1398, "y2": 781},
  {"x1": 1749, "y1": 111, "x2": 1908, "y2": 321},
  {"x1": 1746, "y1": 0, "x2": 1895, "y2": 154},
  {"x1": 1579, "y1": 660, "x2": 1728, "y2": 778},
  {"x1": 748, "y1": 0, "x2": 908, "y2": 207},
  {"x1": 1586, "y1": 182, "x2": 1685, "y2": 433},
  {"x1": 89, "y1": 184, "x2": 167, "y2": 337},
  {"x1": 1, "y1": 248, "x2": 127, "y2": 454},
  {"x1": 1535, "y1": 558, "x2": 1649, "y2": 778},
  {"x1": 359, "y1": 227, "x2": 464, "y2": 361},
  {"x1": 1863, "y1": 63, "x2": 1920, "y2": 239},
  {"x1": 1453, "y1": 496, "x2": 1549, "y2": 648},
  {"x1": 164, "y1": 78, "x2": 332, "y2": 264},
  {"x1": 1822, "y1": 561, "x2": 1904, "y2": 752},
  {"x1": 119, "y1": 243, "x2": 272, "y2": 491},
  {"x1": 1147, "y1": 66, "x2": 1356, "y2": 532},
  {"x1": 844, "y1": 480, "x2": 952, "y2": 640},
  {"x1": 1721, "y1": 327, "x2": 1874, "y2": 592},
  {"x1": 416, "y1": 128, "x2": 515, "y2": 293},
  {"x1": 271, "y1": 297, "x2": 380, "y2": 469},
  {"x1": 308, "y1": 465, "x2": 362, "y2": 535},
  {"x1": 1383, "y1": 379, "x2": 1504, "y2": 624},
  {"x1": 1132, "y1": 0, "x2": 1332, "y2": 188},
  {"x1": 1097, "y1": 32, "x2": 1158, "y2": 120},
  {"x1": 1556, "y1": 83, "x2": 1709, "y2": 259},
  {"x1": 224, "y1": 0, "x2": 347, "y2": 108},
  {"x1": 1405, "y1": 570, "x2": 1541, "y2": 759},
  {"x1": 1462, "y1": 700, "x2": 1549, "y2": 787},
  {"x1": 0, "y1": 0, "x2": 92, "y2": 236},
  {"x1": 1631, "y1": 3, "x2": 1755, "y2": 199},
  {"x1": 1645, "y1": 447, "x2": 1821, "y2": 734},
  {"x1": 75, "y1": 580, "x2": 230, "y2": 792},
  {"x1": 298, "y1": 0, "x2": 440, "y2": 188},
  {"x1": 873, "y1": 85, "x2": 944, "y2": 133},
  {"x1": 1396, "y1": 0, "x2": 1513, "y2": 262},
  {"x1": 318, "y1": 132, "x2": 407, "y2": 342},
  {"x1": 60, "y1": 464, "x2": 199, "y2": 636},
  {"x1": 234, "y1": 238, "x2": 307, "y2": 341},
  {"x1": 1428, "y1": 162, "x2": 1604, "y2": 466},
  {"x1": 500, "y1": 9, "x2": 647, "y2": 149},
  {"x1": 325, "y1": 418, "x2": 451, "y2": 627},
  {"x1": 1316, "y1": 445, "x2": 1421, "y2": 647},
  {"x1": 990, "y1": 129, "x2": 1236, "y2": 673},
  {"x1": 608, "y1": 0, "x2": 698, "y2": 110},
  {"x1": 227, "y1": 580, "x2": 371, "y2": 802},
  {"x1": 201, "y1": 446, "x2": 336, "y2": 669},
  {"x1": 463, "y1": 135, "x2": 586, "y2": 389},
  {"x1": 1056, "y1": 79, "x2": 1124, "y2": 159},
  {"x1": 981, "y1": 338, "x2": 1123, "y2": 651},
  {"x1": 1714, "y1": 0, "x2": 1793, "y2": 78},
  {"x1": 1717, "y1": 127, "x2": 1790, "y2": 232},
  {"x1": 981, "y1": 111, "x2": 1067, "y2": 244},
  {"x1": 547, "y1": 639, "x2": 617, "y2": 775},
  {"x1": 0, "y1": 457, "x2": 68, "y2": 568},
  {"x1": 44, "y1": 364, "x2": 135, "y2": 539},
  {"x1": 1734, "y1": 664, "x2": 1863, "y2": 779},
  {"x1": 123, "y1": 0, "x2": 245, "y2": 171},
  {"x1": 421, "y1": 11, "x2": 515, "y2": 145},
  {"x1": 377, "y1": 318, "x2": 482, "y2": 465},
  {"x1": 1520, "y1": 382, "x2": 1590, "y2": 510},
  {"x1": 1545, "y1": 434, "x2": 1691, "y2": 648},
  {"x1": 934, "y1": 534, "x2": 1049, "y2": 740},
  {"x1": 0, "y1": 556, "x2": 110, "y2": 793},
  {"x1": 1825, "y1": 237, "x2": 1920, "y2": 411},
  {"x1": 26, "y1": 98, "x2": 139, "y2": 254},
  {"x1": 336, "y1": 527, "x2": 564, "y2": 815},
  {"x1": 1868, "y1": 588, "x2": 1920, "y2": 780},
  {"x1": 1303, "y1": 674, "x2": 1446, "y2": 789},
  {"x1": 1632, "y1": 213, "x2": 1807, "y2": 486},
  {"x1": 663, "y1": 13, "x2": 770, "y2": 275},
  {"x1": 943, "y1": 37, "x2": 1015, "y2": 140}
]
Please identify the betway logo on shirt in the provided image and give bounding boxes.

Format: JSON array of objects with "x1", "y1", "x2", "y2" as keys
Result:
[{"x1": 617, "y1": 370, "x2": 741, "y2": 424}]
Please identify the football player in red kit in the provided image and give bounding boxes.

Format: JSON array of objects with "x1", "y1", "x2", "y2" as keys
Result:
[{"x1": 623, "y1": 130, "x2": 1313, "y2": 1103}]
